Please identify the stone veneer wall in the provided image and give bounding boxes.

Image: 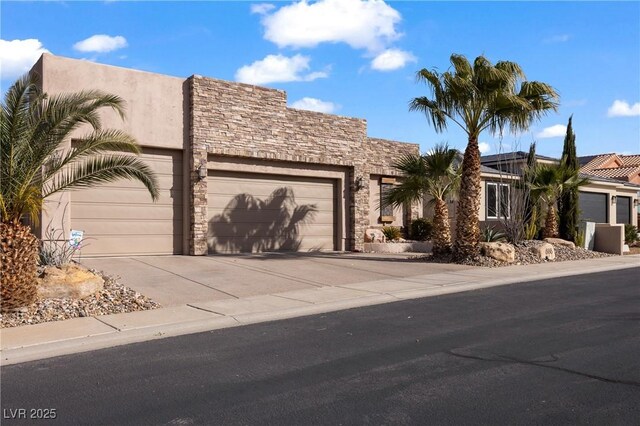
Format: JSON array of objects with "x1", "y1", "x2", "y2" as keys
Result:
[{"x1": 189, "y1": 75, "x2": 419, "y2": 255}]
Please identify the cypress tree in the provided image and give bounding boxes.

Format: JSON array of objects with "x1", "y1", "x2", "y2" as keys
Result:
[
  {"x1": 559, "y1": 116, "x2": 579, "y2": 241},
  {"x1": 523, "y1": 142, "x2": 537, "y2": 233}
]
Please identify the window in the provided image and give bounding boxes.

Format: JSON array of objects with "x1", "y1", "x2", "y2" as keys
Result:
[
  {"x1": 486, "y1": 182, "x2": 510, "y2": 219},
  {"x1": 380, "y1": 177, "x2": 396, "y2": 222}
]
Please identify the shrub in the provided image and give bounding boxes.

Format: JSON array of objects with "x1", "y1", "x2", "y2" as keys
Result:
[
  {"x1": 481, "y1": 225, "x2": 506, "y2": 243},
  {"x1": 382, "y1": 226, "x2": 402, "y2": 241},
  {"x1": 410, "y1": 218, "x2": 433, "y2": 241},
  {"x1": 624, "y1": 224, "x2": 638, "y2": 244},
  {"x1": 39, "y1": 227, "x2": 80, "y2": 267}
]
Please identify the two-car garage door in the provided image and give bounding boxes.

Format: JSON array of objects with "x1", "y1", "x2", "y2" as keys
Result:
[
  {"x1": 70, "y1": 149, "x2": 183, "y2": 256},
  {"x1": 207, "y1": 170, "x2": 337, "y2": 253}
]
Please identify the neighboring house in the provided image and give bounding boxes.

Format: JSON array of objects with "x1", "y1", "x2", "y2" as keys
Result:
[
  {"x1": 32, "y1": 54, "x2": 420, "y2": 256},
  {"x1": 479, "y1": 151, "x2": 639, "y2": 228},
  {"x1": 423, "y1": 154, "x2": 519, "y2": 231},
  {"x1": 579, "y1": 154, "x2": 640, "y2": 185},
  {"x1": 579, "y1": 153, "x2": 640, "y2": 223}
]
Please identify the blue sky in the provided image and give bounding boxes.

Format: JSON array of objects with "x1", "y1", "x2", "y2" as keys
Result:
[{"x1": 2, "y1": 0, "x2": 639, "y2": 158}]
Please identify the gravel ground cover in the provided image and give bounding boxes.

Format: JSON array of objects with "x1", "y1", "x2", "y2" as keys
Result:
[
  {"x1": 1, "y1": 271, "x2": 160, "y2": 329},
  {"x1": 425, "y1": 240, "x2": 615, "y2": 267}
]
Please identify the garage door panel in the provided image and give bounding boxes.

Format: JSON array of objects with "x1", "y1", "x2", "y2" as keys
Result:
[
  {"x1": 72, "y1": 188, "x2": 180, "y2": 205},
  {"x1": 71, "y1": 219, "x2": 182, "y2": 236},
  {"x1": 71, "y1": 149, "x2": 183, "y2": 256},
  {"x1": 79, "y1": 236, "x2": 180, "y2": 257},
  {"x1": 208, "y1": 170, "x2": 336, "y2": 253},
  {"x1": 73, "y1": 204, "x2": 179, "y2": 220},
  {"x1": 208, "y1": 201, "x2": 334, "y2": 216}
]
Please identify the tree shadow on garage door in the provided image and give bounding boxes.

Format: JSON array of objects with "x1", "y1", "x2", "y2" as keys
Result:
[{"x1": 208, "y1": 187, "x2": 318, "y2": 253}]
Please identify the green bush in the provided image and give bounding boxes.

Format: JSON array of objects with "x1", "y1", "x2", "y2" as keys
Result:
[
  {"x1": 410, "y1": 218, "x2": 433, "y2": 241},
  {"x1": 481, "y1": 225, "x2": 506, "y2": 242},
  {"x1": 382, "y1": 226, "x2": 402, "y2": 241},
  {"x1": 624, "y1": 224, "x2": 638, "y2": 244}
]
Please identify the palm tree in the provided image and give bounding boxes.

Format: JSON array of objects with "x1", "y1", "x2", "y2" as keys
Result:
[
  {"x1": 530, "y1": 164, "x2": 589, "y2": 239},
  {"x1": 382, "y1": 144, "x2": 460, "y2": 254},
  {"x1": 1, "y1": 73, "x2": 159, "y2": 311},
  {"x1": 410, "y1": 54, "x2": 559, "y2": 259}
]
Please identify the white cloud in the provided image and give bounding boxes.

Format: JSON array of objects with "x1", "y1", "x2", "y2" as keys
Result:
[
  {"x1": 478, "y1": 142, "x2": 491, "y2": 154},
  {"x1": 251, "y1": 3, "x2": 275, "y2": 15},
  {"x1": 370, "y1": 48, "x2": 416, "y2": 71},
  {"x1": 290, "y1": 97, "x2": 337, "y2": 113},
  {"x1": 543, "y1": 34, "x2": 571, "y2": 43},
  {"x1": 235, "y1": 54, "x2": 328, "y2": 85},
  {"x1": 607, "y1": 100, "x2": 640, "y2": 117},
  {"x1": 536, "y1": 124, "x2": 567, "y2": 139},
  {"x1": 73, "y1": 34, "x2": 127, "y2": 53},
  {"x1": 260, "y1": 0, "x2": 402, "y2": 52},
  {"x1": 0, "y1": 39, "x2": 49, "y2": 79}
]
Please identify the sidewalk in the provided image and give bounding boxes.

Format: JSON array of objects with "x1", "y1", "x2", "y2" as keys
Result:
[{"x1": 2, "y1": 255, "x2": 638, "y2": 366}]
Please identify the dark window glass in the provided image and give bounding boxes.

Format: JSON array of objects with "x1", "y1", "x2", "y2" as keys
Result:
[
  {"x1": 500, "y1": 184, "x2": 510, "y2": 218},
  {"x1": 487, "y1": 184, "x2": 497, "y2": 218}
]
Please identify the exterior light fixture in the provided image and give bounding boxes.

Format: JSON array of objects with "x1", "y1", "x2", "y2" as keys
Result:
[
  {"x1": 634, "y1": 198, "x2": 639, "y2": 207},
  {"x1": 611, "y1": 195, "x2": 617, "y2": 204},
  {"x1": 198, "y1": 162, "x2": 207, "y2": 180},
  {"x1": 355, "y1": 176, "x2": 365, "y2": 191}
]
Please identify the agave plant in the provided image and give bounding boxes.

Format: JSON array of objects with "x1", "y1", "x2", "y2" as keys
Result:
[{"x1": 0, "y1": 73, "x2": 159, "y2": 311}]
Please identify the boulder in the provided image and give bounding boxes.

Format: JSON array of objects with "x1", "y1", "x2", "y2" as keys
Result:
[
  {"x1": 37, "y1": 263, "x2": 104, "y2": 300},
  {"x1": 479, "y1": 242, "x2": 515, "y2": 263},
  {"x1": 530, "y1": 242, "x2": 556, "y2": 260},
  {"x1": 544, "y1": 238, "x2": 575, "y2": 250},
  {"x1": 364, "y1": 228, "x2": 386, "y2": 243}
]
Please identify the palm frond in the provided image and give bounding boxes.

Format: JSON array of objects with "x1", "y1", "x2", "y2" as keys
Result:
[{"x1": 43, "y1": 155, "x2": 159, "y2": 200}]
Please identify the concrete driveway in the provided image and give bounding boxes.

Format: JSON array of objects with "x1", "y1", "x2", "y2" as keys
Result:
[{"x1": 80, "y1": 253, "x2": 474, "y2": 307}]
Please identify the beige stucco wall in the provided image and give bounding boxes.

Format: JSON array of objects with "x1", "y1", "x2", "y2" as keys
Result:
[{"x1": 37, "y1": 54, "x2": 185, "y2": 150}]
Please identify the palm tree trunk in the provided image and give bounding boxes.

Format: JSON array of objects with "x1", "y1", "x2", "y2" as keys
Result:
[
  {"x1": 543, "y1": 204, "x2": 559, "y2": 239},
  {"x1": 432, "y1": 198, "x2": 452, "y2": 254},
  {"x1": 1, "y1": 220, "x2": 39, "y2": 312},
  {"x1": 454, "y1": 136, "x2": 482, "y2": 259}
]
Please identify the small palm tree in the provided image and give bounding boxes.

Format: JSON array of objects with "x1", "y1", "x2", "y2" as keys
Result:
[
  {"x1": 530, "y1": 164, "x2": 589, "y2": 239},
  {"x1": 1, "y1": 73, "x2": 159, "y2": 311},
  {"x1": 411, "y1": 54, "x2": 559, "y2": 259},
  {"x1": 383, "y1": 144, "x2": 460, "y2": 254}
]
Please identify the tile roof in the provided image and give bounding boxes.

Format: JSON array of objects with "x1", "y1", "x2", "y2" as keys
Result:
[{"x1": 579, "y1": 153, "x2": 640, "y2": 183}]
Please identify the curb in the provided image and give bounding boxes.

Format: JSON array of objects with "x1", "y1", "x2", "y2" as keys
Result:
[{"x1": 2, "y1": 257, "x2": 638, "y2": 366}]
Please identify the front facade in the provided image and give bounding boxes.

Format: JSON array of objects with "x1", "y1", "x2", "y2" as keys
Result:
[
  {"x1": 33, "y1": 54, "x2": 420, "y2": 256},
  {"x1": 480, "y1": 152, "x2": 639, "y2": 228}
]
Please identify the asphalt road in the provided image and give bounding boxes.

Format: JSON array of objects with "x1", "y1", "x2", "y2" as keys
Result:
[{"x1": 2, "y1": 267, "x2": 639, "y2": 425}]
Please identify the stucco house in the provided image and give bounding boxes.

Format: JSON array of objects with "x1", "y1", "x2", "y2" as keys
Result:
[
  {"x1": 31, "y1": 54, "x2": 421, "y2": 257},
  {"x1": 480, "y1": 151, "x2": 639, "y2": 227}
]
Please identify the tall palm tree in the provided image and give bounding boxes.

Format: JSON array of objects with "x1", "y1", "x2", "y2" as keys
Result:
[
  {"x1": 1, "y1": 73, "x2": 159, "y2": 311},
  {"x1": 410, "y1": 54, "x2": 559, "y2": 259},
  {"x1": 382, "y1": 144, "x2": 460, "y2": 254},
  {"x1": 530, "y1": 164, "x2": 589, "y2": 239}
]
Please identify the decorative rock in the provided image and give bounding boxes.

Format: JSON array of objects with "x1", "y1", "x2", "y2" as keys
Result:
[
  {"x1": 37, "y1": 264, "x2": 105, "y2": 300},
  {"x1": 479, "y1": 242, "x2": 516, "y2": 263},
  {"x1": 530, "y1": 242, "x2": 556, "y2": 260},
  {"x1": 364, "y1": 228, "x2": 386, "y2": 243},
  {"x1": 544, "y1": 238, "x2": 575, "y2": 250}
]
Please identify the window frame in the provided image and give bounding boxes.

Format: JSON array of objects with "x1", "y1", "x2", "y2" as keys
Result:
[{"x1": 486, "y1": 182, "x2": 511, "y2": 220}]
